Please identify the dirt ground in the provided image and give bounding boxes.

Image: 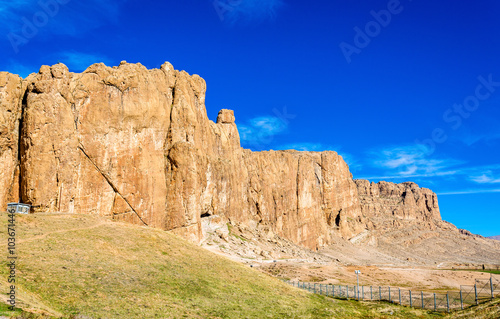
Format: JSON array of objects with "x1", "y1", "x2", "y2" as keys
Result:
[
  {"x1": 200, "y1": 217, "x2": 500, "y2": 292},
  {"x1": 259, "y1": 262, "x2": 495, "y2": 292}
]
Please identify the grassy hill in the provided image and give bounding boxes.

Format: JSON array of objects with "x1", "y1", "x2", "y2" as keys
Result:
[{"x1": 0, "y1": 213, "x2": 493, "y2": 318}]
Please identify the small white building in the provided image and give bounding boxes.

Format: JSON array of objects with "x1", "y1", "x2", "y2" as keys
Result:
[{"x1": 7, "y1": 203, "x2": 31, "y2": 214}]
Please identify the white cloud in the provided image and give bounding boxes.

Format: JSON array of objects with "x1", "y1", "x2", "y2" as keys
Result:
[
  {"x1": 1, "y1": 0, "x2": 127, "y2": 53},
  {"x1": 438, "y1": 189, "x2": 500, "y2": 196},
  {"x1": 461, "y1": 132, "x2": 500, "y2": 146},
  {"x1": 3, "y1": 60, "x2": 37, "y2": 78},
  {"x1": 238, "y1": 115, "x2": 288, "y2": 149},
  {"x1": 3, "y1": 51, "x2": 112, "y2": 77},
  {"x1": 213, "y1": 0, "x2": 284, "y2": 24},
  {"x1": 359, "y1": 171, "x2": 457, "y2": 181},
  {"x1": 470, "y1": 172, "x2": 500, "y2": 184},
  {"x1": 56, "y1": 51, "x2": 112, "y2": 72},
  {"x1": 370, "y1": 145, "x2": 463, "y2": 177},
  {"x1": 275, "y1": 142, "x2": 360, "y2": 171},
  {"x1": 277, "y1": 142, "x2": 333, "y2": 152}
]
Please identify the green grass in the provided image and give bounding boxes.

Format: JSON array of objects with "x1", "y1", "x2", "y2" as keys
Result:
[
  {"x1": 0, "y1": 213, "x2": 494, "y2": 318},
  {"x1": 227, "y1": 223, "x2": 247, "y2": 242},
  {"x1": 449, "y1": 269, "x2": 500, "y2": 275},
  {"x1": 448, "y1": 297, "x2": 500, "y2": 319},
  {"x1": 0, "y1": 302, "x2": 23, "y2": 317}
]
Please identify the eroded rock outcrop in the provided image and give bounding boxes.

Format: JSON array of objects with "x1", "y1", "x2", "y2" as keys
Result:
[
  {"x1": 354, "y1": 180, "x2": 441, "y2": 222},
  {"x1": 0, "y1": 62, "x2": 442, "y2": 250},
  {"x1": 0, "y1": 72, "x2": 24, "y2": 209}
]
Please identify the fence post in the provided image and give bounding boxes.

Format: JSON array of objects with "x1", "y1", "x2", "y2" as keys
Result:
[
  {"x1": 491, "y1": 276, "x2": 494, "y2": 300},
  {"x1": 362, "y1": 285, "x2": 364, "y2": 300},
  {"x1": 347, "y1": 285, "x2": 349, "y2": 299},
  {"x1": 421, "y1": 291, "x2": 424, "y2": 309},
  {"x1": 446, "y1": 293, "x2": 450, "y2": 312},
  {"x1": 389, "y1": 287, "x2": 391, "y2": 303},
  {"x1": 332, "y1": 285, "x2": 335, "y2": 297},
  {"x1": 460, "y1": 289, "x2": 463, "y2": 310},
  {"x1": 399, "y1": 288, "x2": 401, "y2": 305},
  {"x1": 434, "y1": 293, "x2": 436, "y2": 311},
  {"x1": 475, "y1": 283, "x2": 478, "y2": 305},
  {"x1": 320, "y1": 284, "x2": 323, "y2": 295},
  {"x1": 409, "y1": 290, "x2": 412, "y2": 307},
  {"x1": 370, "y1": 286, "x2": 373, "y2": 300},
  {"x1": 379, "y1": 286, "x2": 381, "y2": 301}
]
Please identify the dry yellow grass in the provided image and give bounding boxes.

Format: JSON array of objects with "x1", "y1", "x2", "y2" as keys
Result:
[{"x1": 0, "y1": 213, "x2": 494, "y2": 318}]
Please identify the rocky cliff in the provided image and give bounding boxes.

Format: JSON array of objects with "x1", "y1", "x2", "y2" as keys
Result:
[
  {"x1": 0, "y1": 62, "x2": 444, "y2": 250},
  {"x1": 354, "y1": 180, "x2": 441, "y2": 222},
  {"x1": 0, "y1": 73, "x2": 24, "y2": 209}
]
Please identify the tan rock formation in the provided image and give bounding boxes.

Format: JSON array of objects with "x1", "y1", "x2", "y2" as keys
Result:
[
  {"x1": 0, "y1": 72, "x2": 24, "y2": 209},
  {"x1": 0, "y1": 62, "x2": 445, "y2": 251},
  {"x1": 354, "y1": 180, "x2": 441, "y2": 222}
]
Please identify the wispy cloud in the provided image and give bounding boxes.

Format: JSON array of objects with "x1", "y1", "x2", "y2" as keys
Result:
[
  {"x1": 470, "y1": 171, "x2": 500, "y2": 184},
  {"x1": 55, "y1": 51, "x2": 112, "y2": 72},
  {"x1": 3, "y1": 51, "x2": 112, "y2": 77},
  {"x1": 277, "y1": 142, "x2": 335, "y2": 152},
  {"x1": 438, "y1": 189, "x2": 500, "y2": 196},
  {"x1": 461, "y1": 132, "x2": 500, "y2": 146},
  {"x1": 369, "y1": 145, "x2": 464, "y2": 177},
  {"x1": 359, "y1": 171, "x2": 457, "y2": 181},
  {"x1": 275, "y1": 142, "x2": 360, "y2": 171},
  {"x1": 1, "y1": 0, "x2": 127, "y2": 53},
  {"x1": 238, "y1": 115, "x2": 288, "y2": 149},
  {"x1": 213, "y1": 0, "x2": 284, "y2": 24},
  {"x1": 3, "y1": 60, "x2": 37, "y2": 78}
]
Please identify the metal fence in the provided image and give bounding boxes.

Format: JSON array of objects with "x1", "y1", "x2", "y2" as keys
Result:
[{"x1": 285, "y1": 274, "x2": 499, "y2": 312}]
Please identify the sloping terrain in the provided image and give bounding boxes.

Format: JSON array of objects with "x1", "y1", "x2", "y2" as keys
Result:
[
  {"x1": 1, "y1": 213, "x2": 334, "y2": 318},
  {"x1": 1, "y1": 213, "x2": 499, "y2": 318},
  {"x1": 0, "y1": 213, "x2": 450, "y2": 319},
  {"x1": 201, "y1": 216, "x2": 499, "y2": 293}
]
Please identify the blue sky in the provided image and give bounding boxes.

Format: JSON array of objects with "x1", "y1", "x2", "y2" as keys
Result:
[{"x1": 1, "y1": 0, "x2": 499, "y2": 236}]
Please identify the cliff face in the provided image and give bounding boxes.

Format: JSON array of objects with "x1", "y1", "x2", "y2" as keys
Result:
[
  {"x1": 354, "y1": 180, "x2": 441, "y2": 222},
  {"x1": 0, "y1": 62, "x2": 442, "y2": 250},
  {"x1": 0, "y1": 72, "x2": 24, "y2": 209}
]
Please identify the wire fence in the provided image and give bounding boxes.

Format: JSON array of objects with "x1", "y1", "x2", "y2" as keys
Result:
[{"x1": 285, "y1": 274, "x2": 500, "y2": 312}]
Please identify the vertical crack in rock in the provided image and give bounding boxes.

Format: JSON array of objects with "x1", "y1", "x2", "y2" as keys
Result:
[
  {"x1": 52, "y1": 143, "x2": 61, "y2": 211},
  {"x1": 255, "y1": 201, "x2": 263, "y2": 223},
  {"x1": 17, "y1": 90, "x2": 28, "y2": 203},
  {"x1": 295, "y1": 156, "x2": 300, "y2": 216},
  {"x1": 164, "y1": 75, "x2": 177, "y2": 228},
  {"x1": 78, "y1": 144, "x2": 148, "y2": 226}
]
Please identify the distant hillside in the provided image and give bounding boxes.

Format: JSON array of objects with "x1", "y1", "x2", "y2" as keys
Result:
[{"x1": 488, "y1": 235, "x2": 500, "y2": 241}]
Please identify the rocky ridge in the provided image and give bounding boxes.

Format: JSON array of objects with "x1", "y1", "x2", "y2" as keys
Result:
[{"x1": 0, "y1": 62, "x2": 490, "y2": 254}]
